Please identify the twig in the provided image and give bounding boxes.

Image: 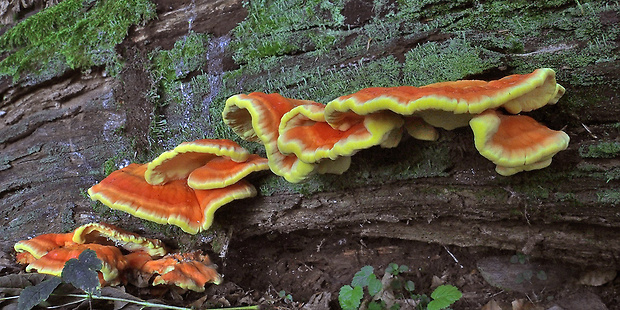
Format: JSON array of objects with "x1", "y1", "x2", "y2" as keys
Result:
[
  {"x1": 64, "y1": 294, "x2": 192, "y2": 310},
  {"x1": 63, "y1": 294, "x2": 259, "y2": 310},
  {"x1": 582, "y1": 123, "x2": 598, "y2": 139},
  {"x1": 46, "y1": 297, "x2": 86, "y2": 309},
  {"x1": 443, "y1": 245, "x2": 463, "y2": 269}
]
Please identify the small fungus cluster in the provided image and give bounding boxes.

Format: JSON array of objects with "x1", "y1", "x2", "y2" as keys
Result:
[
  {"x1": 14, "y1": 222, "x2": 221, "y2": 292},
  {"x1": 88, "y1": 139, "x2": 269, "y2": 234}
]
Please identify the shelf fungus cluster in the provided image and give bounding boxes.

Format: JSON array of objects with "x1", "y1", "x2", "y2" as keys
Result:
[
  {"x1": 14, "y1": 223, "x2": 221, "y2": 292},
  {"x1": 85, "y1": 68, "x2": 569, "y2": 235},
  {"x1": 88, "y1": 139, "x2": 269, "y2": 234},
  {"x1": 224, "y1": 68, "x2": 569, "y2": 182}
]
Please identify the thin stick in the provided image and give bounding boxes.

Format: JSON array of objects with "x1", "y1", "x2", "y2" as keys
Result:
[
  {"x1": 64, "y1": 294, "x2": 259, "y2": 310},
  {"x1": 443, "y1": 245, "x2": 463, "y2": 269}
]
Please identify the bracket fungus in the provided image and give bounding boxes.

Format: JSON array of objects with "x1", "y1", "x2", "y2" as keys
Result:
[
  {"x1": 145, "y1": 139, "x2": 251, "y2": 185},
  {"x1": 88, "y1": 139, "x2": 267, "y2": 234},
  {"x1": 223, "y1": 92, "x2": 326, "y2": 183},
  {"x1": 277, "y1": 104, "x2": 404, "y2": 164},
  {"x1": 88, "y1": 163, "x2": 258, "y2": 234},
  {"x1": 85, "y1": 68, "x2": 569, "y2": 236},
  {"x1": 25, "y1": 243, "x2": 127, "y2": 286},
  {"x1": 470, "y1": 110, "x2": 570, "y2": 176},
  {"x1": 15, "y1": 223, "x2": 221, "y2": 291},
  {"x1": 223, "y1": 68, "x2": 569, "y2": 182}
]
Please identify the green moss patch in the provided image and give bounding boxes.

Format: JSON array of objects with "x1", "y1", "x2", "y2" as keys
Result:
[
  {"x1": 579, "y1": 141, "x2": 620, "y2": 158},
  {"x1": 0, "y1": 0, "x2": 156, "y2": 83}
]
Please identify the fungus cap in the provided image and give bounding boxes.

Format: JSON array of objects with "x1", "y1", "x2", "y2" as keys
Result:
[
  {"x1": 88, "y1": 163, "x2": 257, "y2": 234},
  {"x1": 14, "y1": 232, "x2": 75, "y2": 261},
  {"x1": 25, "y1": 244, "x2": 126, "y2": 285},
  {"x1": 324, "y1": 68, "x2": 563, "y2": 128},
  {"x1": 145, "y1": 139, "x2": 250, "y2": 185},
  {"x1": 277, "y1": 104, "x2": 404, "y2": 164},
  {"x1": 187, "y1": 154, "x2": 269, "y2": 190},
  {"x1": 72, "y1": 222, "x2": 166, "y2": 257},
  {"x1": 223, "y1": 92, "x2": 324, "y2": 183},
  {"x1": 469, "y1": 110, "x2": 570, "y2": 176}
]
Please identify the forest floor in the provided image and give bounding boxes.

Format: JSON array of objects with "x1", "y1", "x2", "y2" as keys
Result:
[{"x1": 2, "y1": 232, "x2": 618, "y2": 309}]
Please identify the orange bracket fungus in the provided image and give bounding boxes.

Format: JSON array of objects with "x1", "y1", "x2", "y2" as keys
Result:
[
  {"x1": 148, "y1": 252, "x2": 222, "y2": 292},
  {"x1": 224, "y1": 68, "x2": 569, "y2": 181},
  {"x1": 223, "y1": 92, "x2": 327, "y2": 183},
  {"x1": 470, "y1": 110, "x2": 570, "y2": 176},
  {"x1": 144, "y1": 139, "x2": 251, "y2": 185},
  {"x1": 15, "y1": 223, "x2": 221, "y2": 291},
  {"x1": 88, "y1": 163, "x2": 258, "y2": 234},
  {"x1": 25, "y1": 244, "x2": 127, "y2": 286},
  {"x1": 84, "y1": 68, "x2": 569, "y2": 237},
  {"x1": 88, "y1": 138, "x2": 266, "y2": 234}
]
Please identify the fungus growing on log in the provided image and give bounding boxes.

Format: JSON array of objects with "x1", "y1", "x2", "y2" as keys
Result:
[
  {"x1": 14, "y1": 231, "x2": 75, "y2": 264},
  {"x1": 145, "y1": 139, "x2": 250, "y2": 185},
  {"x1": 469, "y1": 110, "x2": 570, "y2": 176},
  {"x1": 15, "y1": 223, "x2": 222, "y2": 292},
  {"x1": 323, "y1": 68, "x2": 563, "y2": 128},
  {"x1": 224, "y1": 68, "x2": 568, "y2": 180},
  {"x1": 187, "y1": 154, "x2": 269, "y2": 190},
  {"x1": 25, "y1": 243, "x2": 126, "y2": 286},
  {"x1": 72, "y1": 222, "x2": 166, "y2": 256},
  {"x1": 88, "y1": 163, "x2": 257, "y2": 234},
  {"x1": 223, "y1": 92, "x2": 326, "y2": 183},
  {"x1": 148, "y1": 252, "x2": 221, "y2": 292},
  {"x1": 277, "y1": 104, "x2": 404, "y2": 164}
]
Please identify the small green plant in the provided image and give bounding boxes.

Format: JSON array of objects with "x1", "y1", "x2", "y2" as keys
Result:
[
  {"x1": 278, "y1": 289, "x2": 294, "y2": 303},
  {"x1": 338, "y1": 264, "x2": 462, "y2": 310}
]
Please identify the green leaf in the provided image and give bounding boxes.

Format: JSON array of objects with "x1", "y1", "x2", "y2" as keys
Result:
[
  {"x1": 367, "y1": 275, "x2": 383, "y2": 296},
  {"x1": 352, "y1": 266, "x2": 374, "y2": 287},
  {"x1": 61, "y1": 249, "x2": 102, "y2": 296},
  {"x1": 390, "y1": 304, "x2": 401, "y2": 310},
  {"x1": 339, "y1": 285, "x2": 363, "y2": 310},
  {"x1": 405, "y1": 280, "x2": 416, "y2": 292},
  {"x1": 368, "y1": 301, "x2": 384, "y2": 310},
  {"x1": 536, "y1": 270, "x2": 548, "y2": 281},
  {"x1": 428, "y1": 285, "x2": 462, "y2": 310},
  {"x1": 386, "y1": 263, "x2": 399, "y2": 275},
  {"x1": 17, "y1": 277, "x2": 62, "y2": 310},
  {"x1": 398, "y1": 265, "x2": 409, "y2": 273}
]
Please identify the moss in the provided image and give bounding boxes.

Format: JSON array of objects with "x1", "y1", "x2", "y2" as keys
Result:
[
  {"x1": 0, "y1": 0, "x2": 156, "y2": 83},
  {"x1": 60, "y1": 205, "x2": 76, "y2": 233},
  {"x1": 597, "y1": 189, "x2": 620, "y2": 206},
  {"x1": 403, "y1": 39, "x2": 503, "y2": 86},
  {"x1": 149, "y1": 32, "x2": 210, "y2": 105},
  {"x1": 231, "y1": 0, "x2": 346, "y2": 63},
  {"x1": 579, "y1": 141, "x2": 620, "y2": 158},
  {"x1": 102, "y1": 156, "x2": 120, "y2": 177},
  {"x1": 89, "y1": 200, "x2": 122, "y2": 222},
  {"x1": 515, "y1": 184, "x2": 550, "y2": 200},
  {"x1": 554, "y1": 192, "x2": 583, "y2": 207},
  {"x1": 145, "y1": 32, "x2": 214, "y2": 151},
  {"x1": 574, "y1": 163, "x2": 620, "y2": 183}
]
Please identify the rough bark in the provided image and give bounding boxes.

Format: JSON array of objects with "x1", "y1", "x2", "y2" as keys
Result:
[{"x1": 1, "y1": 0, "x2": 619, "y2": 271}]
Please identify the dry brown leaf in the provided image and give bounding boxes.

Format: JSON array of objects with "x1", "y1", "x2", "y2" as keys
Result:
[
  {"x1": 511, "y1": 299, "x2": 544, "y2": 310},
  {"x1": 578, "y1": 269, "x2": 617, "y2": 286},
  {"x1": 481, "y1": 299, "x2": 504, "y2": 310}
]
